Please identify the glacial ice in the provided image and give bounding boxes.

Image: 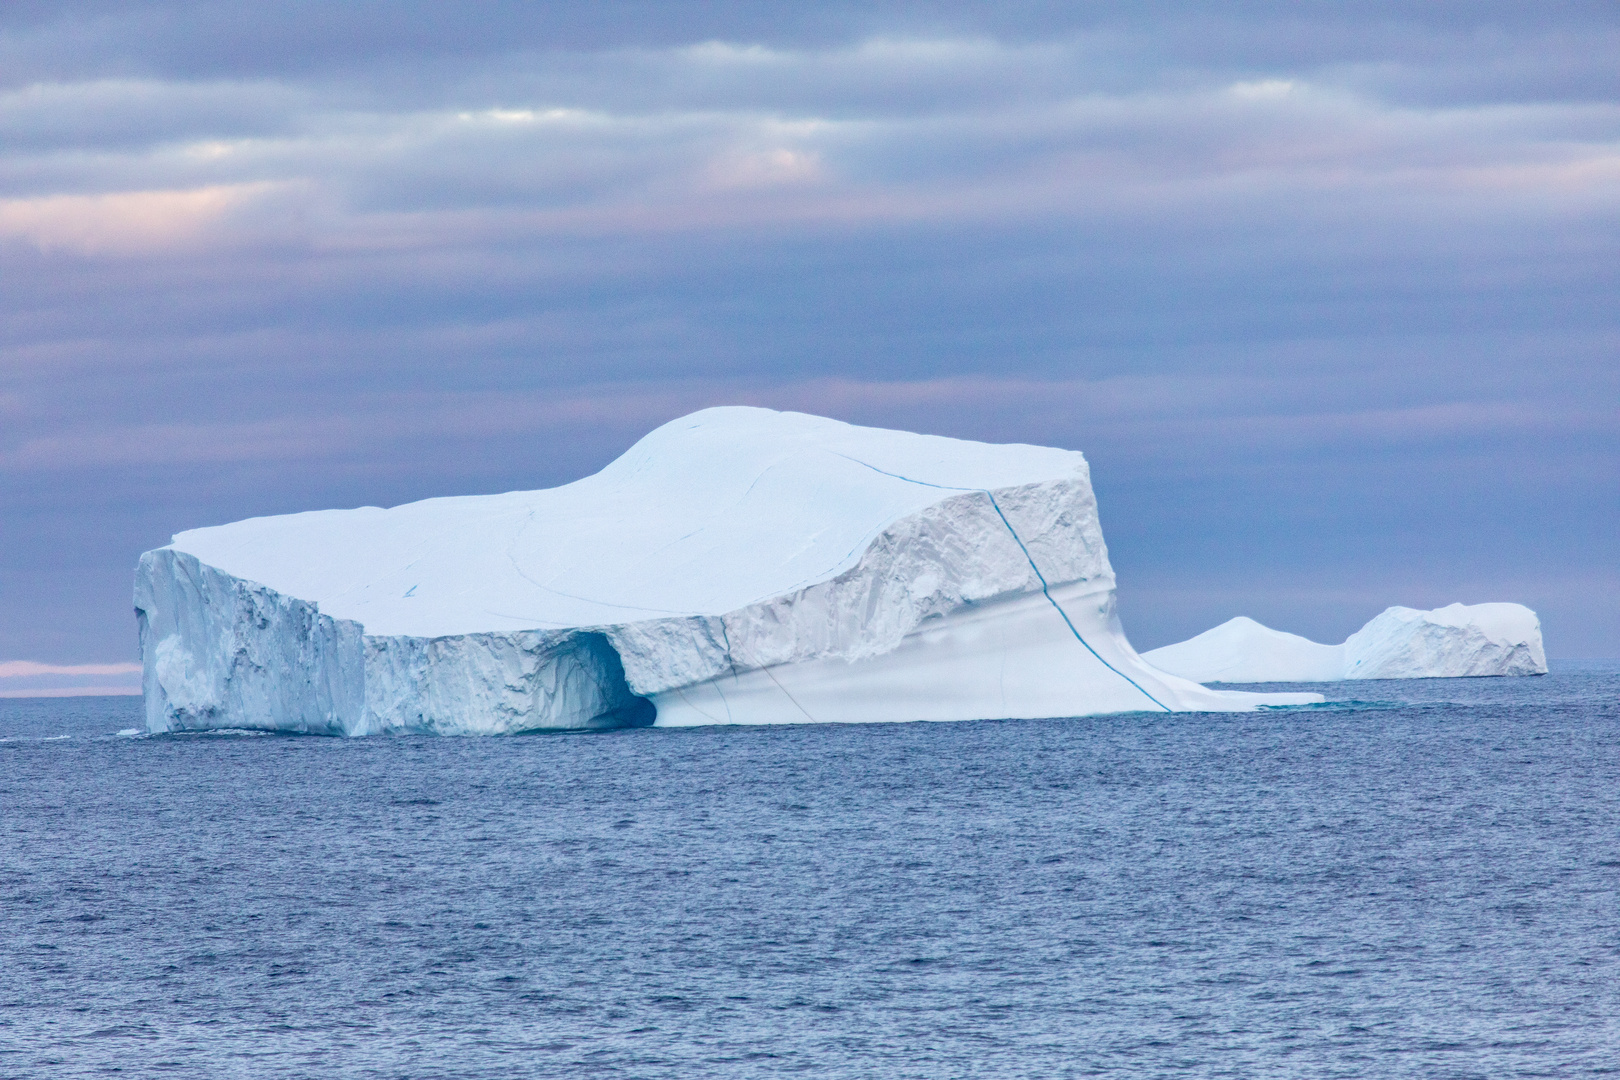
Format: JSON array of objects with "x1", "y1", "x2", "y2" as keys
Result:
[
  {"x1": 1141, "y1": 603, "x2": 1547, "y2": 683},
  {"x1": 134, "y1": 407, "x2": 1321, "y2": 734}
]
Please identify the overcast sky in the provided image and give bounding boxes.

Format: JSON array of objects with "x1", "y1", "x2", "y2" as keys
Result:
[{"x1": 2, "y1": 1, "x2": 1616, "y2": 691}]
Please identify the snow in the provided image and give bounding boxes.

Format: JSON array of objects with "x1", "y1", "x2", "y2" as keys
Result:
[
  {"x1": 135, "y1": 407, "x2": 1320, "y2": 734},
  {"x1": 1342, "y1": 603, "x2": 1547, "y2": 679},
  {"x1": 1136, "y1": 616, "x2": 1345, "y2": 684},
  {"x1": 1141, "y1": 603, "x2": 1547, "y2": 683}
]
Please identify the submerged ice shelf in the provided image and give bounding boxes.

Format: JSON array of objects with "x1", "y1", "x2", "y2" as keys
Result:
[
  {"x1": 135, "y1": 407, "x2": 1320, "y2": 734},
  {"x1": 1142, "y1": 603, "x2": 1547, "y2": 683}
]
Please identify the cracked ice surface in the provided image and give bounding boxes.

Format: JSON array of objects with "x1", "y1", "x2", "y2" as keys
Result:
[{"x1": 135, "y1": 407, "x2": 1319, "y2": 734}]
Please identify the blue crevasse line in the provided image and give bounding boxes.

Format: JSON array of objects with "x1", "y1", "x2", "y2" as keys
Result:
[
  {"x1": 981, "y1": 493, "x2": 1170, "y2": 713},
  {"x1": 831, "y1": 452, "x2": 1171, "y2": 712}
]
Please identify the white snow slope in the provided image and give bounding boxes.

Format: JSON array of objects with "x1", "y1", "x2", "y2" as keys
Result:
[
  {"x1": 135, "y1": 407, "x2": 1320, "y2": 734},
  {"x1": 1141, "y1": 604, "x2": 1547, "y2": 683}
]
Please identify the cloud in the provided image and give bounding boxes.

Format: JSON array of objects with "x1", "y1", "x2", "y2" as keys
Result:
[
  {"x1": 2, "y1": 371, "x2": 1607, "y2": 490},
  {"x1": 0, "y1": 6, "x2": 1615, "y2": 663},
  {"x1": 0, "y1": 32, "x2": 1613, "y2": 265},
  {"x1": 0, "y1": 659, "x2": 143, "y2": 696},
  {"x1": 0, "y1": 686, "x2": 140, "y2": 697},
  {"x1": 1228, "y1": 79, "x2": 1298, "y2": 101},
  {"x1": 0, "y1": 181, "x2": 281, "y2": 253},
  {"x1": 0, "y1": 660, "x2": 140, "y2": 676},
  {"x1": 0, "y1": 77, "x2": 310, "y2": 152},
  {"x1": 704, "y1": 147, "x2": 825, "y2": 190}
]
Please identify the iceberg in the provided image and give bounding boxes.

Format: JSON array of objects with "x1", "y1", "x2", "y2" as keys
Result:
[
  {"x1": 1141, "y1": 603, "x2": 1547, "y2": 683},
  {"x1": 134, "y1": 407, "x2": 1320, "y2": 734}
]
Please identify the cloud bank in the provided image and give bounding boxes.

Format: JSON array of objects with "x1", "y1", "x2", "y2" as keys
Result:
[{"x1": 2, "y1": 2, "x2": 1616, "y2": 666}]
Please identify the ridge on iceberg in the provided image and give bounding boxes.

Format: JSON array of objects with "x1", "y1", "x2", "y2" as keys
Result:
[
  {"x1": 1138, "y1": 617, "x2": 1344, "y2": 683},
  {"x1": 1141, "y1": 603, "x2": 1547, "y2": 683},
  {"x1": 134, "y1": 407, "x2": 1321, "y2": 734}
]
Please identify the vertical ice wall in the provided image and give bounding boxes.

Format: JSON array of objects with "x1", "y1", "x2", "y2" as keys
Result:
[
  {"x1": 137, "y1": 551, "x2": 656, "y2": 735},
  {"x1": 136, "y1": 549, "x2": 365, "y2": 734}
]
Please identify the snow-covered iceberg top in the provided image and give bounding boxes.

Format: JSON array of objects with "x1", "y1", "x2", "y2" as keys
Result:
[
  {"x1": 167, "y1": 406, "x2": 1104, "y2": 638},
  {"x1": 135, "y1": 407, "x2": 1320, "y2": 734},
  {"x1": 1141, "y1": 603, "x2": 1547, "y2": 683}
]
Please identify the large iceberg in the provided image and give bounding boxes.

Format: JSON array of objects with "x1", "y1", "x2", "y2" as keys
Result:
[
  {"x1": 1141, "y1": 603, "x2": 1547, "y2": 683},
  {"x1": 134, "y1": 407, "x2": 1320, "y2": 734}
]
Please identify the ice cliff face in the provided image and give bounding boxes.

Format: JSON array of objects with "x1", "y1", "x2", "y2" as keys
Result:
[
  {"x1": 1342, "y1": 603, "x2": 1547, "y2": 679},
  {"x1": 135, "y1": 551, "x2": 364, "y2": 734},
  {"x1": 135, "y1": 407, "x2": 1319, "y2": 734},
  {"x1": 1141, "y1": 602, "x2": 1547, "y2": 683}
]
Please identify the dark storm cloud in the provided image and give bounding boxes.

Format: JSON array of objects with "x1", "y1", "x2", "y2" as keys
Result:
[{"x1": 1, "y1": 1, "x2": 1616, "y2": 673}]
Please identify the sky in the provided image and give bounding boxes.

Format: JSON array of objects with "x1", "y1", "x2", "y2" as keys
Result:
[{"x1": 2, "y1": 1, "x2": 1617, "y2": 694}]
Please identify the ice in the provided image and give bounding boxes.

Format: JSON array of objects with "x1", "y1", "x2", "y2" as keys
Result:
[
  {"x1": 1141, "y1": 603, "x2": 1547, "y2": 683},
  {"x1": 1136, "y1": 617, "x2": 1345, "y2": 683},
  {"x1": 1342, "y1": 603, "x2": 1548, "y2": 678},
  {"x1": 135, "y1": 407, "x2": 1321, "y2": 734}
]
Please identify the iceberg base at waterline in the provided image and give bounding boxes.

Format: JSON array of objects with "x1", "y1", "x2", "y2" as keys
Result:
[
  {"x1": 1141, "y1": 603, "x2": 1547, "y2": 684},
  {"x1": 651, "y1": 582, "x2": 1311, "y2": 726},
  {"x1": 134, "y1": 407, "x2": 1321, "y2": 734}
]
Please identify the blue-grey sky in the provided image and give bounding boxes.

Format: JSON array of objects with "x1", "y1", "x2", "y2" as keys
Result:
[{"x1": 2, "y1": 1, "x2": 1616, "y2": 690}]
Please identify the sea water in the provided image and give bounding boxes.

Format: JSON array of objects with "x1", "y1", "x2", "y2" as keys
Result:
[{"x1": 2, "y1": 666, "x2": 1617, "y2": 1078}]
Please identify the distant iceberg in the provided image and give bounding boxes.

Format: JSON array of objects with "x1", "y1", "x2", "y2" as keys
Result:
[
  {"x1": 134, "y1": 407, "x2": 1320, "y2": 734},
  {"x1": 1141, "y1": 603, "x2": 1547, "y2": 683}
]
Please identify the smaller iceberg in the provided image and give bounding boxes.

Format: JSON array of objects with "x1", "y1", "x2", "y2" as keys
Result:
[{"x1": 1142, "y1": 603, "x2": 1547, "y2": 682}]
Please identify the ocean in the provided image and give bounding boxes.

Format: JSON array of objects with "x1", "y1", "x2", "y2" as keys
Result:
[{"x1": 3, "y1": 665, "x2": 1617, "y2": 1078}]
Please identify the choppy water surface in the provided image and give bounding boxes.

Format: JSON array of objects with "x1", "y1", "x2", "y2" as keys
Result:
[{"x1": 3, "y1": 667, "x2": 1618, "y2": 1078}]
